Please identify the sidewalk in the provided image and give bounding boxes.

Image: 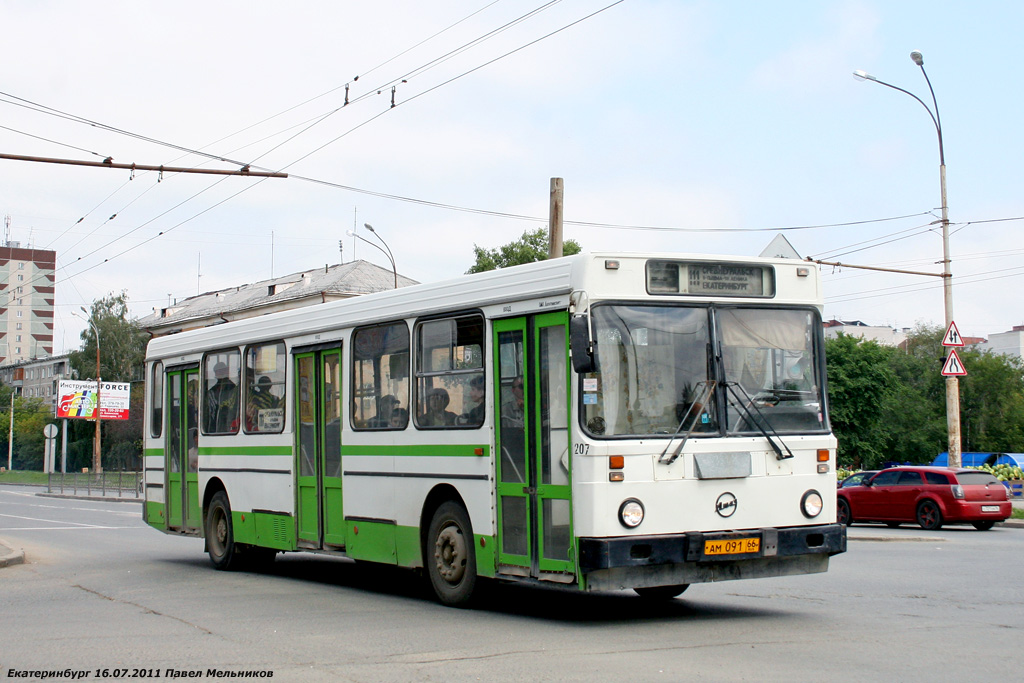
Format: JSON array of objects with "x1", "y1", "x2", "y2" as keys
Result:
[{"x1": 0, "y1": 536, "x2": 24, "y2": 567}]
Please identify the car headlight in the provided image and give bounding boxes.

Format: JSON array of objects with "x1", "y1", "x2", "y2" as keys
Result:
[
  {"x1": 619, "y1": 498, "x2": 645, "y2": 528},
  {"x1": 801, "y1": 490, "x2": 823, "y2": 518}
]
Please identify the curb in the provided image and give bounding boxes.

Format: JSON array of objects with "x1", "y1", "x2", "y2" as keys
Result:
[
  {"x1": 0, "y1": 537, "x2": 25, "y2": 568},
  {"x1": 36, "y1": 493, "x2": 142, "y2": 504}
]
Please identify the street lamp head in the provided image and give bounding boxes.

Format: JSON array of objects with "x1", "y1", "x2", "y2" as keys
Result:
[
  {"x1": 364, "y1": 223, "x2": 376, "y2": 233},
  {"x1": 80, "y1": 306, "x2": 89, "y2": 315},
  {"x1": 910, "y1": 50, "x2": 924, "y2": 66},
  {"x1": 852, "y1": 69, "x2": 877, "y2": 82},
  {"x1": 345, "y1": 229, "x2": 356, "y2": 237}
]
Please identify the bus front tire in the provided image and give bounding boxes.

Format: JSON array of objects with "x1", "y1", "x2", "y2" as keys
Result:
[
  {"x1": 426, "y1": 501, "x2": 477, "y2": 607},
  {"x1": 206, "y1": 491, "x2": 241, "y2": 570}
]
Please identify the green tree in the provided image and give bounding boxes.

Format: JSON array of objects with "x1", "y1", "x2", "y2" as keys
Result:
[
  {"x1": 0, "y1": 388, "x2": 58, "y2": 471},
  {"x1": 68, "y1": 291, "x2": 149, "y2": 471},
  {"x1": 825, "y1": 333, "x2": 900, "y2": 469},
  {"x1": 70, "y1": 291, "x2": 147, "y2": 383},
  {"x1": 826, "y1": 323, "x2": 1024, "y2": 469},
  {"x1": 958, "y1": 348, "x2": 1024, "y2": 452},
  {"x1": 871, "y1": 324, "x2": 947, "y2": 465},
  {"x1": 467, "y1": 227, "x2": 581, "y2": 274}
]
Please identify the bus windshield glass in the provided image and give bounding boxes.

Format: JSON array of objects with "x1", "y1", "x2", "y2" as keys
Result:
[
  {"x1": 581, "y1": 305, "x2": 825, "y2": 437},
  {"x1": 718, "y1": 307, "x2": 825, "y2": 435}
]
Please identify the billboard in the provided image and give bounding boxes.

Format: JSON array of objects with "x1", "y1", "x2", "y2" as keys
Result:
[{"x1": 57, "y1": 380, "x2": 130, "y2": 420}]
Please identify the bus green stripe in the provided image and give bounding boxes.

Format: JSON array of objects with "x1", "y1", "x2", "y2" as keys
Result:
[
  {"x1": 196, "y1": 446, "x2": 293, "y2": 456},
  {"x1": 340, "y1": 444, "x2": 489, "y2": 458},
  {"x1": 159, "y1": 445, "x2": 487, "y2": 457}
]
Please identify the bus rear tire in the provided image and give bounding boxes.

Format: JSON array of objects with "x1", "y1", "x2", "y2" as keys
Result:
[
  {"x1": 426, "y1": 501, "x2": 477, "y2": 607},
  {"x1": 634, "y1": 584, "x2": 689, "y2": 600},
  {"x1": 206, "y1": 491, "x2": 241, "y2": 571}
]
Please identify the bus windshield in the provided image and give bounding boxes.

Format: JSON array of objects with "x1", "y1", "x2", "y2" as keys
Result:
[{"x1": 581, "y1": 305, "x2": 825, "y2": 438}]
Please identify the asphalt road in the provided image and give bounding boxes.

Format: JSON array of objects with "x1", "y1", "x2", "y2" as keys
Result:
[{"x1": 2, "y1": 484, "x2": 1022, "y2": 682}]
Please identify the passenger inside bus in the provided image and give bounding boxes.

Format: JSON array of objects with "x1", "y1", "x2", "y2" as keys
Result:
[
  {"x1": 458, "y1": 375, "x2": 485, "y2": 426},
  {"x1": 420, "y1": 388, "x2": 457, "y2": 426},
  {"x1": 246, "y1": 375, "x2": 282, "y2": 431},
  {"x1": 368, "y1": 394, "x2": 402, "y2": 428},
  {"x1": 501, "y1": 378, "x2": 525, "y2": 429},
  {"x1": 205, "y1": 361, "x2": 239, "y2": 433},
  {"x1": 390, "y1": 407, "x2": 409, "y2": 429}
]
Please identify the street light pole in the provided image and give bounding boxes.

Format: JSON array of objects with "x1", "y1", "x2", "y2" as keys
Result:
[
  {"x1": 854, "y1": 50, "x2": 960, "y2": 468},
  {"x1": 364, "y1": 223, "x2": 397, "y2": 288},
  {"x1": 348, "y1": 223, "x2": 398, "y2": 288},
  {"x1": 80, "y1": 307, "x2": 102, "y2": 474}
]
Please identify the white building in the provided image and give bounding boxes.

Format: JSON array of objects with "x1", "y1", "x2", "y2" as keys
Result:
[
  {"x1": 823, "y1": 319, "x2": 908, "y2": 347},
  {"x1": 977, "y1": 326, "x2": 1024, "y2": 360},
  {"x1": 0, "y1": 243, "x2": 57, "y2": 363},
  {"x1": 138, "y1": 260, "x2": 417, "y2": 337}
]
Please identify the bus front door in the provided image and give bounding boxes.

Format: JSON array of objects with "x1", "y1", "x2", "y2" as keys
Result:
[
  {"x1": 494, "y1": 312, "x2": 574, "y2": 579},
  {"x1": 166, "y1": 367, "x2": 201, "y2": 532},
  {"x1": 294, "y1": 348, "x2": 345, "y2": 549}
]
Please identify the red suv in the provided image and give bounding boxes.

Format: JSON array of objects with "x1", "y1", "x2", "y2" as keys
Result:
[{"x1": 836, "y1": 466, "x2": 1011, "y2": 530}]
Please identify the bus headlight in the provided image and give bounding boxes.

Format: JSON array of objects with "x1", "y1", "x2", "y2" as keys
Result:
[
  {"x1": 801, "y1": 490, "x2": 823, "y2": 518},
  {"x1": 619, "y1": 498, "x2": 645, "y2": 528}
]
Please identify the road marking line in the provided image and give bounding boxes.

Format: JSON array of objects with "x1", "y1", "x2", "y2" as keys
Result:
[
  {"x1": 0, "y1": 512, "x2": 118, "y2": 527},
  {"x1": 0, "y1": 526, "x2": 138, "y2": 531}
]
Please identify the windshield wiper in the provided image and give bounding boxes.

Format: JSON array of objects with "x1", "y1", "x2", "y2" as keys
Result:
[
  {"x1": 658, "y1": 380, "x2": 716, "y2": 465},
  {"x1": 724, "y1": 382, "x2": 794, "y2": 460}
]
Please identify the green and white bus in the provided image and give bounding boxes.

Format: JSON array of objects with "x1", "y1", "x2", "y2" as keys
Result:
[{"x1": 143, "y1": 252, "x2": 846, "y2": 605}]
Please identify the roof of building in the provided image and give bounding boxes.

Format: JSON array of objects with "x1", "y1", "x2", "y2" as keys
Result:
[{"x1": 138, "y1": 260, "x2": 417, "y2": 332}]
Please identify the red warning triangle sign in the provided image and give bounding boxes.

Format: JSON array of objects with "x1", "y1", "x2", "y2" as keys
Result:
[
  {"x1": 942, "y1": 321, "x2": 964, "y2": 347},
  {"x1": 941, "y1": 349, "x2": 968, "y2": 376}
]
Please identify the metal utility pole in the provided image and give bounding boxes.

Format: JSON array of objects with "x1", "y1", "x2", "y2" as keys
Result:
[
  {"x1": 7, "y1": 392, "x2": 13, "y2": 471},
  {"x1": 548, "y1": 177, "x2": 564, "y2": 259},
  {"x1": 853, "y1": 50, "x2": 960, "y2": 468},
  {"x1": 80, "y1": 307, "x2": 102, "y2": 474}
]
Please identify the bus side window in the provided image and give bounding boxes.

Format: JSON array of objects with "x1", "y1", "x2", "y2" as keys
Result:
[
  {"x1": 244, "y1": 342, "x2": 286, "y2": 433},
  {"x1": 351, "y1": 322, "x2": 410, "y2": 430},
  {"x1": 150, "y1": 361, "x2": 163, "y2": 437},
  {"x1": 414, "y1": 315, "x2": 484, "y2": 429},
  {"x1": 203, "y1": 350, "x2": 241, "y2": 435}
]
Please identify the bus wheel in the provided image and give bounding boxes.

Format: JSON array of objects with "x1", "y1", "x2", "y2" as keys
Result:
[
  {"x1": 634, "y1": 584, "x2": 689, "y2": 600},
  {"x1": 206, "y1": 491, "x2": 241, "y2": 570},
  {"x1": 426, "y1": 501, "x2": 477, "y2": 607}
]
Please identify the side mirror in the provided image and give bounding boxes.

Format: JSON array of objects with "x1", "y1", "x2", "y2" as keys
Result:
[{"x1": 569, "y1": 315, "x2": 595, "y2": 374}]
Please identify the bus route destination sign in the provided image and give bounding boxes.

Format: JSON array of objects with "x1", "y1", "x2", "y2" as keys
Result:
[
  {"x1": 57, "y1": 380, "x2": 131, "y2": 421},
  {"x1": 647, "y1": 260, "x2": 775, "y2": 297}
]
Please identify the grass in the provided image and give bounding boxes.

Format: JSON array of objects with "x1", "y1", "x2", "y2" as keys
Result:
[
  {"x1": 1012, "y1": 507, "x2": 1024, "y2": 520},
  {"x1": 0, "y1": 470, "x2": 50, "y2": 484}
]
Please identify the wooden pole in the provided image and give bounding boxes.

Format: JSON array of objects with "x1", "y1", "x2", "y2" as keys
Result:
[{"x1": 548, "y1": 177, "x2": 564, "y2": 259}]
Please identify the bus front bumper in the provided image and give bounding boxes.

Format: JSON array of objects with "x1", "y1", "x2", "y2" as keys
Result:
[{"x1": 578, "y1": 523, "x2": 847, "y2": 591}]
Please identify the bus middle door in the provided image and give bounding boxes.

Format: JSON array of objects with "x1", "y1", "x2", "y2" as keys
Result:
[
  {"x1": 294, "y1": 347, "x2": 345, "y2": 550},
  {"x1": 493, "y1": 312, "x2": 574, "y2": 580}
]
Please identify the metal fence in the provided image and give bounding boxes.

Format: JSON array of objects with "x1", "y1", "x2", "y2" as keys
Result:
[{"x1": 46, "y1": 471, "x2": 143, "y2": 499}]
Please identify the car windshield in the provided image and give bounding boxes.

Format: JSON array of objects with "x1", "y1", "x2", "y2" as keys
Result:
[{"x1": 580, "y1": 305, "x2": 827, "y2": 438}]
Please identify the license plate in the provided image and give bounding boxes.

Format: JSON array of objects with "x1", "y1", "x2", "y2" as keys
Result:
[
  {"x1": 704, "y1": 537, "x2": 760, "y2": 556},
  {"x1": 982, "y1": 505, "x2": 1000, "y2": 513}
]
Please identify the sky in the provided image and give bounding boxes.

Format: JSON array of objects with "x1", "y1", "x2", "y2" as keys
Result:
[{"x1": 3, "y1": 0, "x2": 1024, "y2": 355}]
